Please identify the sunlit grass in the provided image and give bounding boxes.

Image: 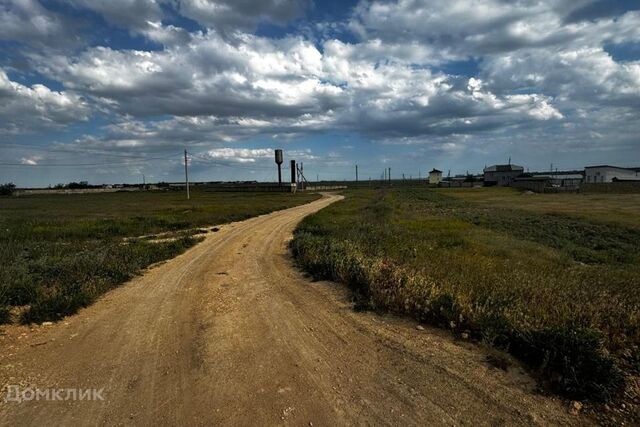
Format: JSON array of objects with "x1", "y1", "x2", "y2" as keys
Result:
[
  {"x1": 291, "y1": 187, "x2": 640, "y2": 401},
  {"x1": 0, "y1": 188, "x2": 319, "y2": 323},
  {"x1": 443, "y1": 187, "x2": 640, "y2": 229}
]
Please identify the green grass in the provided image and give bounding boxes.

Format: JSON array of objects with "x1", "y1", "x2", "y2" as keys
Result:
[
  {"x1": 0, "y1": 188, "x2": 319, "y2": 323},
  {"x1": 443, "y1": 187, "x2": 640, "y2": 229},
  {"x1": 291, "y1": 187, "x2": 640, "y2": 401}
]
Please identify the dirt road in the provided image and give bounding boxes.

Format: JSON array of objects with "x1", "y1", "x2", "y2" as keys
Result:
[{"x1": 0, "y1": 193, "x2": 577, "y2": 426}]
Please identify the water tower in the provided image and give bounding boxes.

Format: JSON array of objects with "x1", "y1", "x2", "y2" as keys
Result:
[{"x1": 274, "y1": 149, "x2": 283, "y2": 186}]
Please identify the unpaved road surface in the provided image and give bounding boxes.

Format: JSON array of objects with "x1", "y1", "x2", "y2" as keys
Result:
[{"x1": 0, "y1": 193, "x2": 578, "y2": 426}]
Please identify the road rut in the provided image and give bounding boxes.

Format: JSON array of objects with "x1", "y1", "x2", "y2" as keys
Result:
[{"x1": 0, "y1": 193, "x2": 577, "y2": 426}]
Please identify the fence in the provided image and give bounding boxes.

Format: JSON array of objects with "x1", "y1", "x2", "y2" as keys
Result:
[{"x1": 581, "y1": 182, "x2": 640, "y2": 193}]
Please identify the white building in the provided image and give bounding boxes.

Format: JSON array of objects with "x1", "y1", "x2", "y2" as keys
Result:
[
  {"x1": 429, "y1": 168, "x2": 443, "y2": 184},
  {"x1": 584, "y1": 165, "x2": 640, "y2": 183}
]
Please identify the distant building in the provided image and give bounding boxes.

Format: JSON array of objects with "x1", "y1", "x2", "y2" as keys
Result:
[
  {"x1": 440, "y1": 174, "x2": 483, "y2": 188},
  {"x1": 512, "y1": 175, "x2": 549, "y2": 192},
  {"x1": 513, "y1": 171, "x2": 584, "y2": 192},
  {"x1": 429, "y1": 168, "x2": 442, "y2": 184},
  {"x1": 549, "y1": 172, "x2": 584, "y2": 188},
  {"x1": 483, "y1": 164, "x2": 524, "y2": 187},
  {"x1": 584, "y1": 165, "x2": 640, "y2": 183}
]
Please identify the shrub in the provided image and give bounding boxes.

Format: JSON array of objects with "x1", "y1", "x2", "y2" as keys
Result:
[
  {"x1": 511, "y1": 326, "x2": 624, "y2": 400},
  {"x1": 0, "y1": 182, "x2": 16, "y2": 196}
]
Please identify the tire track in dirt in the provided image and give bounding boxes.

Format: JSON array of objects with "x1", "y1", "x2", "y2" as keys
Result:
[{"x1": 0, "y1": 193, "x2": 580, "y2": 426}]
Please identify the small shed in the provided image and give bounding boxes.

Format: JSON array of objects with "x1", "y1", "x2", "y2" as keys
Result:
[{"x1": 429, "y1": 168, "x2": 443, "y2": 185}]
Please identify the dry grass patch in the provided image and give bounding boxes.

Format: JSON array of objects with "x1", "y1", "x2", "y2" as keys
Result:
[{"x1": 291, "y1": 187, "x2": 640, "y2": 401}]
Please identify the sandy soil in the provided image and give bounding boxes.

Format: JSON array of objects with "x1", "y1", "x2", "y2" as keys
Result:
[{"x1": 0, "y1": 193, "x2": 581, "y2": 426}]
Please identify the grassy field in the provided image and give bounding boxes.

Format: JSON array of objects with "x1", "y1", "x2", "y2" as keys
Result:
[
  {"x1": 291, "y1": 186, "x2": 640, "y2": 401},
  {"x1": 0, "y1": 188, "x2": 319, "y2": 324},
  {"x1": 444, "y1": 187, "x2": 640, "y2": 229}
]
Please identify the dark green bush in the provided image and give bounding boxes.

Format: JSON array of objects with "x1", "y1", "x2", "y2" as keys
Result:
[
  {"x1": 0, "y1": 182, "x2": 16, "y2": 196},
  {"x1": 511, "y1": 326, "x2": 624, "y2": 400}
]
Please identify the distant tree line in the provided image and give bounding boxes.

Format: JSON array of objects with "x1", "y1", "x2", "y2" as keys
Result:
[{"x1": 53, "y1": 181, "x2": 100, "y2": 189}]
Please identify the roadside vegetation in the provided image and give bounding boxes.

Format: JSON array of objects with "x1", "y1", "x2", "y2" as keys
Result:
[
  {"x1": 291, "y1": 187, "x2": 640, "y2": 401},
  {"x1": 0, "y1": 188, "x2": 319, "y2": 324}
]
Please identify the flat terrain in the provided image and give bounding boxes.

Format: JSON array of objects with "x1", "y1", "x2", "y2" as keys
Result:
[
  {"x1": 0, "y1": 189, "x2": 319, "y2": 323},
  {"x1": 443, "y1": 187, "x2": 640, "y2": 229},
  {"x1": 292, "y1": 187, "x2": 640, "y2": 408},
  {"x1": 0, "y1": 194, "x2": 576, "y2": 426}
]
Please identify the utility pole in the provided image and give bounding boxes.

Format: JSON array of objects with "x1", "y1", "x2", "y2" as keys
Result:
[
  {"x1": 184, "y1": 149, "x2": 190, "y2": 200},
  {"x1": 388, "y1": 167, "x2": 391, "y2": 183},
  {"x1": 355, "y1": 164, "x2": 358, "y2": 182},
  {"x1": 300, "y1": 162, "x2": 304, "y2": 191},
  {"x1": 296, "y1": 163, "x2": 310, "y2": 191},
  {"x1": 290, "y1": 160, "x2": 297, "y2": 184}
]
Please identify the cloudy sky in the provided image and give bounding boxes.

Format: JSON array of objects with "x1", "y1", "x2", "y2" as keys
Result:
[{"x1": 1, "y1": 0, "x2": 639, "y2": 186}]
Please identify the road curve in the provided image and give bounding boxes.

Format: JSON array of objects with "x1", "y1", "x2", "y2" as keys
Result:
[{"x1": 0, "y1": 193, "x2": 577, "y2": 426}]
